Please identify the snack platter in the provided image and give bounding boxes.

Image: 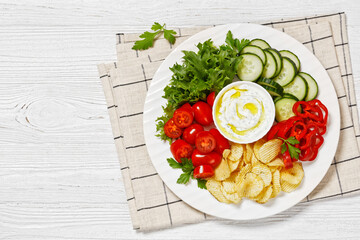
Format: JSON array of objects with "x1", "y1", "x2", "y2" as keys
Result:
[{"x1": 143, "y1": 23, "x2": 340, "y2": 220}]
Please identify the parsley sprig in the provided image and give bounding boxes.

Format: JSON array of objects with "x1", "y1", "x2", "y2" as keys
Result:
[
  {"x1": 132, "y1": 22, "x2": 177, "y2": 50},
  {"x1": 167, "y1": 158, "x2": 207, "y2": 189},
  {"x1": 279, "y1": 136, "x2": 301, "y2": 159}
]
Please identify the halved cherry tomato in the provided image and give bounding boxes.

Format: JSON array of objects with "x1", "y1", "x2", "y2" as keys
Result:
[
  {"x1": 164, "y1": 118, "x2": 183, "y2": 139},
  {"x1": 282, "y1": 150, "x2": 293, "y2": 169},
  {"x1": 179, "y1": 103, "x2": 194, "y2": 116},
  {"x1": 195, "y1": 131, "x2": 216, "y2": 154},
  {"x1": 191, "y1": 149, "x2": 222, "y2": 168},
  {"x1": 182, "y1": 123, "x2": 204, "y2": 145},
  {"x1": 193, "y1": 165, "x2": 214, "y2": 178},
  {"x1": 209, "y1": 128, "x2": 230, "y2": 154},
  {"x1": 170, "y1": 139, "x2": 193, "y2": 163},
  {"x1": 173, "y1": 108, "x2": 194, "y2": 128},
  {"x1": 206, "y1": 92, "x2": 216, "y2": 107},
  {"x1": 192, "y1": 101, "x2": 213, "y2": 126}
]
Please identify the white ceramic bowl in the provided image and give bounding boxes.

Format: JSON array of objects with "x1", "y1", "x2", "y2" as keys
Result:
[{"x1": 212, "y1": 81, "x2": 275, "y2": 144}]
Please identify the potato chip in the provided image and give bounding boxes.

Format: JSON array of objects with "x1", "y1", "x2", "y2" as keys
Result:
[
  {"x1": 235, "y1": 163, "x2": 252, "y2": 184},
  {"x1": 254, "y1": 138, "x2": 266, "y2": 160},
  {"x1": 251, "y1": 164, "x2": 272, "y2": 187},
  {"x1": 251, "y1": 153, "x2": 260, "y2": 166},
  {"x1": 214, "y1": 158, "x2": 231, "y2": 181},
  {"x1": 228, "y1": 143, "x2": 244, "y2": 161},
  {"x1": 258, "y1": 139, "x2": 282, "y2": 163},
  {"x1": 256, "y1": 185, "x2": 273, "y2": 204},
  {"x1": 238, "y1": 172, "x2": 264, "y2": 198},
  {"x1": 271, "y1": 169, "x2": 281, "y2": 198},
  {"x1": 280, "y1": 162, "x2": 304, "y2": 185},
  {"x1": 244, "y1": 144, "x2": 254, "y2": 164},
  {"x1": 223, "y1": 149, "x2": 231, "y2": 159},
  {"x1": 228, "y1": 158, "x2": 240, "y2": 173},
  {"x1": 221, "y1": 187, "x2": 242, "y2": 203},
  {"x1": 267, "y1": 157, "x2": 285, "y2": 167},
  {"x1": 206, "y1": 180, "x2": 230, "y2": 203},
  {"x1": 222, "y1": 179, "x2": 237, "y2": 194},
  {"x1": 281, "y1": 180, "x2": 301, "y2": 193},
  {"x1": 269, "y1": 166, "x2": 280, "y2": 173}
]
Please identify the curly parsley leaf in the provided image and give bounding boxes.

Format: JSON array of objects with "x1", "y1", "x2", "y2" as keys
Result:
[
  {"x1": 197, "y1": 179, "x2": 207, "y2": 189},
  {"x1": 167, "y1": 158, "x2": 182, "y2": 169},
  {"x1": 132, "y1": 31, "x2": 160, "y2": 50},
  {"x1": 164, "y1": 29, "x2": 177, "y2": 44},
  {"x1": 177, "y1": 172, "x2": 191, "y2": 184},
  {"x1": 279, "y1": 136, "x2": 301, "y2": 160},
  {"x1": 151, "y1": 22, "x2": 164, "y2": 31},
  {"x1": 132, "y1": 22, "x2": 177, "y2": 50},
  {"x1": 167, "y1": 157, "x2": 206, "y2": 189}
]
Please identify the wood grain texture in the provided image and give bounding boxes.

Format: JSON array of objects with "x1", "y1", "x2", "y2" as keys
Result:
[{"x1": 1, "y1": 0, "x2": 360, "y2": 239}]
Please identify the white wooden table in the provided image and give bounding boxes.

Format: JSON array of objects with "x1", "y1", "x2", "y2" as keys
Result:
[{"x1": 1, "y1": 1, "x2": 360, "y2": 239}]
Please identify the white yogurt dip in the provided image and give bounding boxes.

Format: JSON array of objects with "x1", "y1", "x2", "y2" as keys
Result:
[{"x1": 213, "y1": 81, "x2": 275, "y2": 144}]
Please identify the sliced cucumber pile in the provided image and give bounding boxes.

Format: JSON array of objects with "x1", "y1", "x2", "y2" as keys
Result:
[{"x1": 236, "y1": 38, "x2": 319, "y2": 110}]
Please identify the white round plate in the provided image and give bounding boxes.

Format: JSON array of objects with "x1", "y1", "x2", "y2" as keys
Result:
[{"x1": 143, "y1": 23, "x2": 340, "y2": 220}]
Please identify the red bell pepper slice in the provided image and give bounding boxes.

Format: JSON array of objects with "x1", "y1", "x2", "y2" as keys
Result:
[{"x1": 290, "y1": 121, "x2": 307, "y2": 141}]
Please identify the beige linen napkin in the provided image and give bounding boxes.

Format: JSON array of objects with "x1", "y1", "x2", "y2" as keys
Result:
[{"x1": 98, "y1": 12, "x2": 360, "y2": 231}]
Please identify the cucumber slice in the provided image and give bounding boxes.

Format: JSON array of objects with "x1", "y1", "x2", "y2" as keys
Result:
[
  {"x1": 280, "y1": 50, "x2": 301, "y2": 71},
  {"x1": 283, "y1": 93, "x2": 299, "y2": 101},
  {"x1": 298, "y1": 72, "x2": 319, "y2": 101},
  {"x1": 260, "y1": 85, "x2": 283, "y2": 97},
  {"x1": 283, "y1": 75, "x2": 308, "y2": 101},
  {"x1": 257, "y1": 78, "x2": 284, "y2": 92},
  {"x1": 275, "y1": 98, "x2": 298, "y2": 122},
  {"x1": 249, "y1": 39, "x2": 271, "y2": 49},
  {"x1": 272, "y1": 57, "x2": 297, "y2": 87},
  {"x1": 267, "y1": 48, "x2": 282, "y2": 77},
  {"x1": 241, "y1": 45, "x2": 267, "y2": 65},
  {"x1": 274, "y1": 93, "x2": 299, "y2": 103},
  {"x1": 237, "y1": 53, "x2": 264, "y2": 81},
  {"x1": 262, "y1": 50, "x2": 277, "y2": 78}
]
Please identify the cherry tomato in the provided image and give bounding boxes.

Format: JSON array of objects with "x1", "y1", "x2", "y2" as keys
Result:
[
  {"x1": 191, "y1": 149, "x2": 222, "y2": 168},
  {"x1": 282, "y1": 151, "x2": 293, "y2": 169},
  {"x1": 179, "y1": 103, "x2": 194, "y2": 116},
  {"x1": 207, "y1": 92, "x2": 216, "y2": 107},
  {"x1": 170, "y1": 139, "x2": 193, "y2": 163},
  {"x1": 192, "y1": 101, "x2": 213, "y2": 126},
  {"x1": 193, "y1": 165, "x2": 214, "y2": 178},
  {"x1": 164, "y1": 118, "x2": 183, "y2": 139},
  {"x1": 182, "y1": 123, "x2": 204, "y2": 145},
  {"x1": 209, "y1": 128, "x2": 230, "y2": 154},
  {"x1": 173, "y1": 108, "x2": 194, "y2": 128},
  {"x1": 195, "y1": 131, "x2": 216, "y2": 154}
]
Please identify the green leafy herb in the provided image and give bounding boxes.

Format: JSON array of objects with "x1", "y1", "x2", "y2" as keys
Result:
[
  {"x1": 167, "y1": 157, "x2": 207, "y2": 189},
  {"x1": 167, "y1": 158, "x2": 182, "y2": 169},
  {"x1": 155, "y1": 31, "x2": 250, "y2": 141},
  {"x1": 279, "y1": 136, "x2": 301, "y2": 159},
  {"x1": 132, "y1": 22, "x2": 177, "y2": 50},
  {"x1": 197, "y1": 179, "x2": 207, "y2": 189}
]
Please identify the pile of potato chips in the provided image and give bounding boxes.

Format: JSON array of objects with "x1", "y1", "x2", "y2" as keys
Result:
[{"x1": 206, "y1": 138, "x2": 304, "y2": 204}]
